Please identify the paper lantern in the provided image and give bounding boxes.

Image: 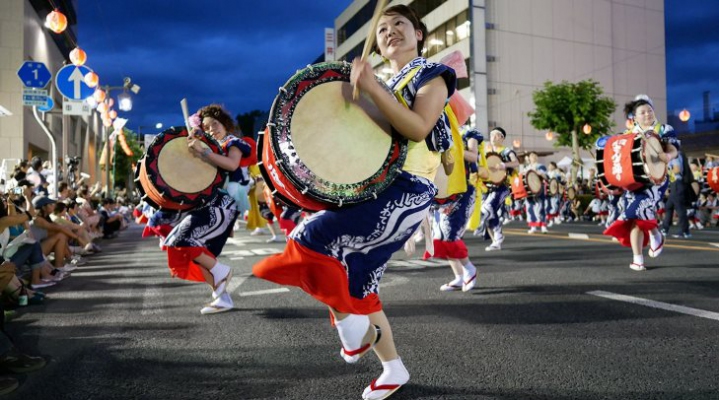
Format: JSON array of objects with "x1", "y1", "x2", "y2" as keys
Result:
[
  {"x1": 45, "y1": 9, "x2": 67, "y2": 34},
  {"x1": 108, "y1": 109, "x2": 117, "y2": 119},
  {"x1": 512, "y1": 139, "x2": 521, "y2": 148},
  {"x1": 679, "y1": 109, "x2": 691, "y2": 122},
  {"x1": 69, "y1": 48, "x2": 87, "y2": 66},
  {"x1": 84, "y1": 72, "x2": 99, "y2": 88},
  {"x1": 97, "y1": 102, "x2": 108, "y2": 114},
  {"x1": 93, "y1": 89, "x2": 106, "y2": 102},
  {"x1": 582, "y1": 124, "x2": 592, "y2": 135},
  {"x1": 545, "y1": 131, "x2": 554, "y2": 141}
]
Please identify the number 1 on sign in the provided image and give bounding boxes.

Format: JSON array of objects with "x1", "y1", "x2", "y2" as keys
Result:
[{"x1": 32, "y1": 69, "x2": 38, "y2": 80}]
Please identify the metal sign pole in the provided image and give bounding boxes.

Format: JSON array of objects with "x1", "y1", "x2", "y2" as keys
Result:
[{"x1": 32, "y1": 106, "x2": 58, "y2": 196}]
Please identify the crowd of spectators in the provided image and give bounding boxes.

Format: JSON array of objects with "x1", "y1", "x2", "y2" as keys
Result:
[{"x1": 0, "y1": 156, "x2": 134, "y2": 394}]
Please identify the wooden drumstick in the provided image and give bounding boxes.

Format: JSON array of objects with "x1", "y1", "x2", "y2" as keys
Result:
[
  {"x1": 180, "y1": 98, "x2": 192, "y2": 134},
  {"x1": 352, "y1": 0, "x2": 389, "y2": 100}
]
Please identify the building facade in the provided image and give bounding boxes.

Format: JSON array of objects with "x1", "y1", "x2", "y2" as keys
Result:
[
  {"x1": 334, "y1": 0, "x2": 667, "y2": 162},
  {"x1": 0, "y1": 0, "x2": 102, "y2": 187}
]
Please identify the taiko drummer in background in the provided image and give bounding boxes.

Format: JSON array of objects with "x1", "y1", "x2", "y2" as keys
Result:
[
  {"x1": 602, "y1": 95, "x2": 679, "y2": 271},
  {"x1": 523, "y1": 151, "x2": 550, "y2": 233},
  {"x1": 253, "y1": 5, "x2": 456, "y2": 399},
  {"x1": 475, "y1": 127, "x2": 520, "y2": 251},
  {"x1": 160, "y1": 105, "x2": 244, "y2": 314}
]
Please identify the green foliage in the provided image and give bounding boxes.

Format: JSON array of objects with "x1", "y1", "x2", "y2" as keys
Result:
[
  {"x1": 235, "y1": 110, "x2": 264, "y2": 138},
  {"x1": 111, "y1": 128, "x2": 143, "y2": 189},
  {"x1": 528, "y1": 80, "x2": 616, "y2": 150}
]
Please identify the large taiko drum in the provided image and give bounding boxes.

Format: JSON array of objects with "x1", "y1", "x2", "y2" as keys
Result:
[
  {"x1": 595, "y1": 131, "x2": 666, "y2": 191},
  {"x1": 566, "y1": 186, "x2": 577, "y2": 200},
  {"x1": 511, "y1": 170, "x2": 542, "y2": 200},
  {"x1": 707, "y1": 167, "x2": 719, "y2": 193},
  {"x1": 258, "y1": 61, "x2": 407, "y2": 211},
  {"x1": 135, "y1": 127, "x2": 225, "y2": 211},
  {"x1": 477, "y1": 152, "x2": 507, "y2": 185}
]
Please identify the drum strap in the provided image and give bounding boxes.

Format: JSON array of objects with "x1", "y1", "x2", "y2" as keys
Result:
[{"x1": 392, "y1": 67, "x2": 467, "y2": 195}]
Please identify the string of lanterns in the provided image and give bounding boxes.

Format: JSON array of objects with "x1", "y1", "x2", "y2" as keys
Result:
[{"x1": 44, "y1": 6, "x2": 130, "y2": 144}]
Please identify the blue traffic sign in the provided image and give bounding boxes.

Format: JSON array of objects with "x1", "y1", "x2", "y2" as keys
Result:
[
  {"x1": 55, "y1": 65, "x2": 95, "y2": 100},
  {"x1": 38, "y1": 97, "x2": 54, "y2": 112},
  {"x1": 17, "y1": 61, "x2": 52, "y2": 88}
]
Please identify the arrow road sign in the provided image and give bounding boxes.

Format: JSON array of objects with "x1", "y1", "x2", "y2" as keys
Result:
[
  {"x1": 17, "y1": 61, "x2": 52, "y2": 88},
  {"x1": 55, "y1": 65, "x2": 95, "y2": 100}
]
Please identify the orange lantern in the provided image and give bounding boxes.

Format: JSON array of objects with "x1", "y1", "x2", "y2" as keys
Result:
[
  {"x1": 679, "y1": 109, "x2": 691, "y2": 122},
  {"x1": 97, "y1": 102, "x2": 108, "y2": 114},
  {"x1": 45, "y1": 9, "x2": 68, "y2": 34},
  {"x1": 84, "y1": 72, "x2": 99, "y2": 88},
  {"x1": 103, "y1": 118, "x2": 112, "y2": 127},
  {"x1": 512, "y1": 139, "x2": 521, "y2": 148},
  {"x1": 69, "y1": 48, "x2": 87, "y2": 66},
  {"x1": 93, "y1": 88, "x2": 106, "y2": 102},
  {"x1": 545, "y1": 131, "x2": 554, "y2": 141},
  {"x1": 118, "y1": 131, "x2": 134, "y2": 156},
  {"x1": 582, "y1": 124, "x2": 592, "y2": 135},
  {"x1": 108, "y1": 109, "x2": 118, "y2": 119}
]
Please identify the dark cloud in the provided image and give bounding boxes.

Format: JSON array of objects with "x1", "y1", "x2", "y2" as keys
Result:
[{"x1": 78, "y1": 1, "x2": 352, "y2": 131}]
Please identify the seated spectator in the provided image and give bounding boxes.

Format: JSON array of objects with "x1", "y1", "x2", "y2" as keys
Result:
[
  {"x1": 99, "y1": 198, "x2": 123, "y2": 239},
  {"x1": 28, "y1": 196, "x2": 85, "y2": 271},
  {"x1": 50, "y1": 201, "x2": 97, "y2": 254},
  {"x1": 75, "y1": 187, "x2": 102, "y2": 237}
]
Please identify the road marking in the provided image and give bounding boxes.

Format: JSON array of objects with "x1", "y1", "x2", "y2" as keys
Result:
[
  {"x1": 568, "y1": 233, "x2": 589, "y2": 239},
  {"x1": 240, "y1": 288, "x2": 290, "y2": 296},
  {"x1": 710, "y1": 243, "x2": 719, "y2": 248},
  {"x1": 223, "y1": 248, "x2": 282, "y2": 257},
  {"x1": 381, "y1": 275, "x2": 409, "y2": 288},
  {"x1": 502, "y1": 228, "x2": 719, "y2": 252},
  {"x1": 588, "y1": 290, "x2": 719, "y2": 322},
  {"x1": 227, "y1": 273, "x2": 250, "y2": 294}
]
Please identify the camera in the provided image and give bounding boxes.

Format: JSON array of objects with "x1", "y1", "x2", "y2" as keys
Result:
[
  {"x1": 12, "y1": 187, "x2": 23, "y2": 195},
  {"x1": 67, "y1": 156, "x2": 81, "y2": 167}
]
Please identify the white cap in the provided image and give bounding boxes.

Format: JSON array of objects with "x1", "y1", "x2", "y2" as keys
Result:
[{"x1": 634, "y1": 94, "x2": 654, "y2": 108}]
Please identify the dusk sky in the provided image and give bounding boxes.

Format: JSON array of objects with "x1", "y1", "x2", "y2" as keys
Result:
[{"x1": 77, "y1": 1, "x2": 718, "y2": 134}]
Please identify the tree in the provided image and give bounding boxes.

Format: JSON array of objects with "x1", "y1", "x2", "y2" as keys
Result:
[
  {"x1": 111, "y1": 128, "x2": 143, "y2": 191},
  {"x1": 528, "y1": 80, "x2": 616, "y2": 184},
  {"x1": 235, "y1": 110, "x2": 265, "y2": 139}
]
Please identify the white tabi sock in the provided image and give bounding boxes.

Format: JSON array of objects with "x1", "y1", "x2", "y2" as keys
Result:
[
  {"x1": 649, "y1": 230, "x2": 662, "y2": 249},
  {"x1": 335, "y1": 314, "x2": 370, "y2": 352},
  {"x1": 462, "y1": 262, "x2": 477, "y2": 283},
  {"x1": 633, "y1": 254, "x2": 644, "y2": 266},
  {"x1": 362, "y1": 357, "x2": 410, "y2": 399},
  {"x1": 210, "y1": 262, "x2": 231, "y2": 286}
]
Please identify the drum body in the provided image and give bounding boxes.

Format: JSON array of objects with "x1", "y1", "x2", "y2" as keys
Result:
[
  {"x1": 258, "y1": 61, "x2": 407, "y2": 211},
  {"x1": 478, "y1": 152, "x2": 507, "y2": 185},
  {"x1": 596, "y1": 131, "x2": 666, "y2": 191},
  {"x1": 708, "y1": 167, "x2": 719, "y2": 193},
  {"x1": 566, "y1": 186, "x2": 577, "y2": 201},
  {"x1": 548, "y1": 179, "x2": 560, "y2": 196},
  {"x1": 135, "y1": 127, "x2": 224, "y2": 211},
  {"x1": 511, "y1": 170, "x2": 542, "y2": 200}
]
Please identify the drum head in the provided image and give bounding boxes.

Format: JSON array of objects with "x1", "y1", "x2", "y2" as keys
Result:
[
  {"x1": 158, "y1": 138, "x2": 216, "y2": 193},
  {"x1": 526, "y1": 171, "x2": 543, "y2": 194},
  {"x1": 484, "y1": 153, "x2": 507, "y2": 184},
  {"x1": 267, "y1": 61, "x2": 407, "y2": 206},
  {"x1": 549, "y1": 179, "x2": 558, "y2": 195},
  {"x1": 567, "y1": 186, "x2": 576, "y2": 200},
  {"x1": 291, "y1": 81, "x2": 391, "y2": 184},
  {"x1": 642, "y1": 134, "x2": 667, "y2": 184}
]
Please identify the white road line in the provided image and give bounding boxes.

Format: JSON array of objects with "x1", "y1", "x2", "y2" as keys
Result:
[
  {"x1": 227, "y1": 273, "x2": 250, "y2": 294},
  {"x1": 240, "y1": 288, "x2": 290, "y2": 296},
  {"x1": 568, "y1": 233, "x2": 590, "y2": 239},
  {"x1": 588, "y1": 290, "x2": 719, "y2": 322},
  {"x1": 710, "y1": 243, "x2": 719, "y2": 248}
]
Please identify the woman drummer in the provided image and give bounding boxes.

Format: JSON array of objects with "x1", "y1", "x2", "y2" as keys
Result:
[
  {"x1": 158, "y1": 105, "x2": 242, "y2": 314},
  {"x1": 253, "y1": 5, "x2": 455, "y2": 399},
  {"x1": 475, "y1": 127, "x2": 519, "y2": 251},
  {"x1": 603, "y1": 95, "x2": 678, "y2": 271},
  {"x1": 426, "y1": 128, "x2": 482, "y2": 292},
  {"x1": 524, "y1": 151, "x2": 549, "y2": 233}
]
